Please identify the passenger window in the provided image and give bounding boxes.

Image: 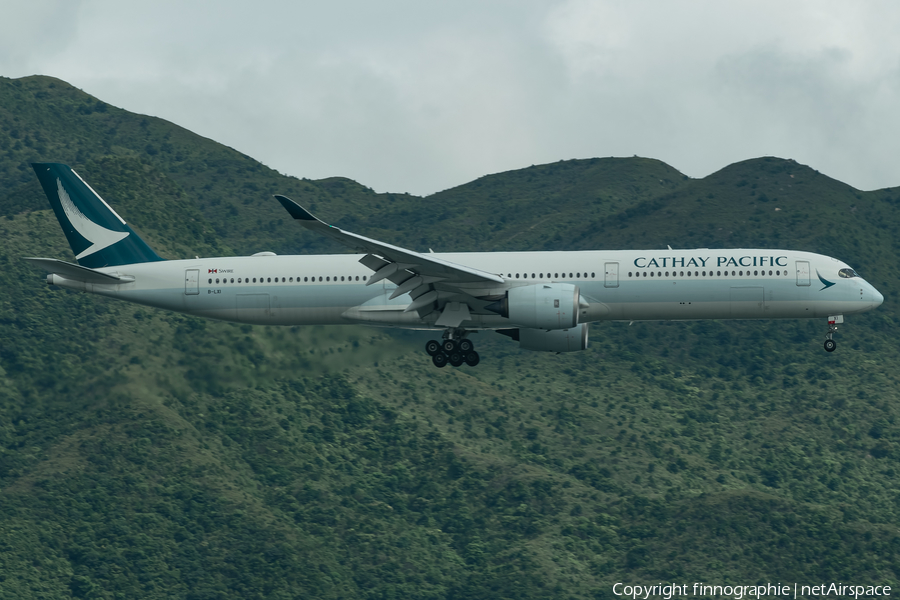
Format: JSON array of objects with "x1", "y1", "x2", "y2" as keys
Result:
[
  {"x1": 532, "y1": 273, "x2": 536, "y2": 278},
  {"x1": 341, "y1": 276, "x2": 345, "y2": 281},
  {"x1": 208, "y1": 278, "x2": 212, "y2": 284},
  {"x1": 216, "y1": 278, "x2": 220, "y2": 284},
  {"x1": 516, "y1": 273, "x2": 520, "y2": 279},
  {"x1": 569, "y1": 273, "x2": 573, "y2": 278},
  {"x1": 628, "y1": 272, "x2": 633, "y2": 277},
  {"x1": 643, "y1": 272, "x2": 647, "y2": 278},
  {"x1": 319, "y1": 277, "x2": 323, "y2": 282},
  {"x1": 650, "y1": 272, "x2": 654, "y2": 277},
  {"x1": 555, "y1": 273, "x2": 559, "y2": 278}
]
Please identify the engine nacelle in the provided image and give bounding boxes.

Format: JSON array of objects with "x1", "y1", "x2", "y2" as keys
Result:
[
  {"x1": 498, "y1": 324, "x2": 589, "y2": 353},
  {"x1": 486, "y1": 283, "x2": 580, "y2": 330}
]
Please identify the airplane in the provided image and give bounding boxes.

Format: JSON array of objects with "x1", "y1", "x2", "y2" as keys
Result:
[{"x1": 26, "y1": 162, "x2": 884, "y2": 368}]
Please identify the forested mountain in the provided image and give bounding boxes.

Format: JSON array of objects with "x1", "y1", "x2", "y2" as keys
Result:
[{"x1": 1, "y1": 75, "x2": 898, "y2": 599}]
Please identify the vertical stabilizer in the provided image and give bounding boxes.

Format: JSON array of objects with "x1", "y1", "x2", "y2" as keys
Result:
[{"x1": 32, "y1": 163, "x2": 164, "y2": 267}]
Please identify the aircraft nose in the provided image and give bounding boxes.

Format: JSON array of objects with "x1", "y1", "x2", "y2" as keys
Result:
[{"x1": 872, "y1": 287, "x2": 884, "y2": 308}]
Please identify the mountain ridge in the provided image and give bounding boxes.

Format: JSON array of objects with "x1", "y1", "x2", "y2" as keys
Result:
[{"x1": 0, "y1": 75, "x2": 898, "y2": 598}]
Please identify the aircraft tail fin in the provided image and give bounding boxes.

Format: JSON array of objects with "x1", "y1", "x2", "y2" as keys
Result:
[{"x1": 31, "y1": 163, "x2": 164, "y2": 268}]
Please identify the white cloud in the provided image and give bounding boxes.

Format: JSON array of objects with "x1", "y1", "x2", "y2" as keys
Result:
[{"x1": 4, "y1": 1, "x2": 900, "y2": 194}]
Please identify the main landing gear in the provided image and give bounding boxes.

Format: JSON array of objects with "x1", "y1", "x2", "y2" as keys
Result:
[
  {"x1": 425, "y1": 331, "x2": 479, "y2": 368},
  {"x1": 824, "y1": 315, "x2": 843, "y2": 353}
]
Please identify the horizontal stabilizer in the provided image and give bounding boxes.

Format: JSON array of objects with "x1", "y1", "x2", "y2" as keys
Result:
[{"x1": 24, "y1": 257, "x2": 132, "y2": 284}]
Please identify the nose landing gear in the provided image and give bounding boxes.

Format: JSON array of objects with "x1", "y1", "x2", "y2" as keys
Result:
[
  {"x1": 425, "y1": 330, "x2": 479, "y2": 367},
  {"x1": 824, "y1": 315, "x2": 843, "y2": 352}
]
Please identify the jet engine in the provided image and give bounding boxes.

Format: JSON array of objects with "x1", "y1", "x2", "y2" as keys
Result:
[
  {"x1": 497, "y1": 324, "x2": 589, "y2": 353},
  {"x1": 485, "y1": 283, "x2": 580, "y2": 330}
]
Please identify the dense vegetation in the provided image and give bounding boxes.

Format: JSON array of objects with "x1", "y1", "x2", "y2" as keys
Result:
[{"x1": 1, "y1": 75, "x2": 898, "y2": 599}]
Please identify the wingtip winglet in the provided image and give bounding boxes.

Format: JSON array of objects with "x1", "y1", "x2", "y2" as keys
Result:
[{"x1": 274, "y1": 195, "x2": 319, "y2": 222}]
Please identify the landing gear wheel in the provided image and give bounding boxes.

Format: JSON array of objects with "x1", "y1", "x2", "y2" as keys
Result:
[
  {"x1": 824, "y1": 339, "x2": 837, "y2": 352},
  {"x1": 449, "y1": 353, "x2": 464, "y2": 367},
  {"x1": 432, "y1": 353, "x2": 448, "y2": 368},
  {"x1": 458, "y1": 339, "x2": 474, "y2": 353},
  {"x1": 442, "y1": 339, "x2": 458, "y2": 354},
  {"x1": 425, "y1": 340, "x2": 441, "y2": 356},
  {"x1": 464, "y1": 351, "x2": 480, "y2": 367}
]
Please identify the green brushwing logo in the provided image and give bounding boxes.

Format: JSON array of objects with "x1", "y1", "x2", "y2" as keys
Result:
[{"x1": 817, "y1": 270, "x2": 835, "y2": 291}]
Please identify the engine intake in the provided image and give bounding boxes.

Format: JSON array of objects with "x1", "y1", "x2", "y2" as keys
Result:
[{"x1": 485, "y1": 283, "x2": 580, "y2": 330}]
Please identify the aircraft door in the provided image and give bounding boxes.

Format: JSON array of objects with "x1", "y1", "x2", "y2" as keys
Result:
[
  {"x1": 796, "y1": 261, "x2": 810, "y2": 286},
  {"x1": 185, "y1": 269, "x2": 199, "y2": 295},
  {"x1": 604, "y1": 262, "x2": 619, "y2": 288}
]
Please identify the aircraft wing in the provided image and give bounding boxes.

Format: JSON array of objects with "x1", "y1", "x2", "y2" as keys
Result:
[
  {"x1": 275, "y1": 196, "x2": 503, "y2": 285},
  {"x1": 275, "y1": 195, "x2": 505, "y2": 323}
]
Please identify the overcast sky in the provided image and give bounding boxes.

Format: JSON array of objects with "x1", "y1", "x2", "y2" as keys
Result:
[{"x1": 3, "y1": 1, "x2": 900, "y2": 195}]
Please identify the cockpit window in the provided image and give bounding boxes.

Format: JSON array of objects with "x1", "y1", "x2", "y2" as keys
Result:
[{"x1": 838, "y1": 268, "x2": 860, "y2": 279}]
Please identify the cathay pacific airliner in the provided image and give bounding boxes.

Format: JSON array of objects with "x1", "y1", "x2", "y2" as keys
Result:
[{"x1": 26, "y1": 163, "x2": 884, "y2": 368}]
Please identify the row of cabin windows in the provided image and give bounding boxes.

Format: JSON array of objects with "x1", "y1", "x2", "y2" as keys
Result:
[
  {"x1": 628, "y1": 269, "x2": 787, "y2": 278},
  {"x1": 209, "y1": 275, "x2": 368, "y2": 284},
  {"x1": 506, "y1": 272, "x2": 596, "y2": 279},
  {"x1": 209, "y1": 271, "x2": 599, "y2": 285}
]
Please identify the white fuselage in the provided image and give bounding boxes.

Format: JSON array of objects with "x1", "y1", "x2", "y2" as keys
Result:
[{"x1": 51, "y1": 248, "x2": 883, "y2": 330}]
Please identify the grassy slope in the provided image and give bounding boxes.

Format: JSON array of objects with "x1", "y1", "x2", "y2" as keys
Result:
[{"x1": 0, "y1": 75, "x2": 898, "y2": 599}]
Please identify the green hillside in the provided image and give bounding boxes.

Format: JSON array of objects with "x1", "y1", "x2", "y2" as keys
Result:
[{"x1": 0, "y1": 75, "x2": 898, "y2": 599}]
